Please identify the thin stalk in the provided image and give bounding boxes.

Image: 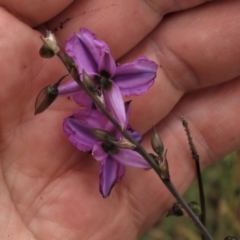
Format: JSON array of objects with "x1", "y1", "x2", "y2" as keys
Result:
[
  {"x1": 181, "y1": 117, "x2": 206, "y2": 240},
  {"x1": 56, "y1": 53, "x2": 213, "y2": 240},
  {"x1": 181, "y1": 117, "x2": 206, "y2": 223}
]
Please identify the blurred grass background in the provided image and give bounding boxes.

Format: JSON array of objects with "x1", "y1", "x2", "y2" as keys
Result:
[{"x1": 140, "y1": 151, "x2": 240, "y2": 240}]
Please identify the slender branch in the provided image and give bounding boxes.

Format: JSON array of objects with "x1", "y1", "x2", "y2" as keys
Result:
[
  {"x1": 181, "y1": 117, "x2": 206, "y2": 239},
  {"x1": 56, "y1": 53, "x2": 213, "y2": 240}
]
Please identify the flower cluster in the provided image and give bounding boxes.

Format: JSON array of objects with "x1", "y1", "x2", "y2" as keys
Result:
[{"x1": 38, "y1": 28, "x2": 158, "y2": 197}]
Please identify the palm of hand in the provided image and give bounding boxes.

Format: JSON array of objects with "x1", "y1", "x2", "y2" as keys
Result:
[
  {"x1": 1, "y1": 0, "x2": 240, "y2": 239},
  {"x1": 0, "y1": 6, "x2": 154, "y2": 240},
  {"x1": 0, "y1": 18, "x2": 110, "y2": 240}
]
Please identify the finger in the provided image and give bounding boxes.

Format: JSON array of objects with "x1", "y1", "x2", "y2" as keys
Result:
[
  {"x1": 0, "y1": 0, "x2": 73, "y2": 26},
  {"x1": 0, "y1": 9, "x2": 72, "y2": 134},
  {"x1": 128, "y1": 76, "x2": 240, "y2": 234},
  {"x1": 122, "y1": 0, "x2": 240, "y2": 131},
  {"x1": 47, "y1": 0, "x2": 213, "y2": 58}
]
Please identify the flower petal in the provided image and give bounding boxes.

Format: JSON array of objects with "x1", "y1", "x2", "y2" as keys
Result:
[
  {"x1": 126, "y1": 126, "x2": 142, "y2": 142},
  {"x1": 63, "y1": 117, "x2": 97, "y2": 152},
  {"x1": 114, "y1": 57, "x2": 158, "y2": 97},
  {"x1": 113, "y1": 148, "x2": 151, "y2": 169},
  {"x1": 71, "y1": 109, "x2": 109, "y2": 130},
  {"x1": 98, "y1": 51, "x2": 116, "y2": 77},
  {"x1": 58, "y1": 80, "x2": 93, "y2": 108},
  {"x1": 92, "y1": 142, "x2": 108, "y2": 162},
  {"x1": 103, "y1": 82, "x2": 126, "y2": 127},
  {"x1": 99, "y1": 157, "x2": 125, "y2": 198},
  {"x1": 65, "y1": 28, "x2": 109, "y2": 77},
  {"x1": 58, "y1": 79, "x2": 81, "y2": 96},
  {"x1": 72, "y1": 91, "x2": 93, "y2": 108}
]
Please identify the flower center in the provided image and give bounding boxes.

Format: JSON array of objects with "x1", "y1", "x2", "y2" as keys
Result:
[
  {"x1": 94, "y1": 71, "x2": 112, "y2": 90},
  {"x1": 102, "y1": 141, "x2": 118, "y2": 154}
]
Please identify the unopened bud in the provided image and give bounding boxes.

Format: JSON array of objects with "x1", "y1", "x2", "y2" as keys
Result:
[
  {"x1": 39, "y1": 31, "x2": 60, "y2": 57},
  {"x1": 188, "y1": 201, "x2": 202, "y2": 216},
  {"x1": 35, "y1": 84, "x2": 58, "y2": 115},
  {"x1": 159, "y1": 150, "x2": 170, "y2": 180},
  {"x1": 151, "y1": 127, "x2": 164, "y2": 156},
  {"x1": 167, "y1": 203, "x2": 184, "y2": 217},
  {"x1": 39, "y1": 44, "x2": 55, "y2": 58}
]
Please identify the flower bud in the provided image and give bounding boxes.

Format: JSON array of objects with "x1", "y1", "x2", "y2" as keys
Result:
[
  {"x1": 188, "y1": 201, "x2": 202, "y2": 216},
  {"x1": 151, "y1": 127, "x2": 164, "y2": 156},
  {"x1": 159, "y1": 151, "x2": 170, "y2": 180},
  {"x1": 35, "y1": 84, "x2": 58, "y2": 115},
  {"x1": 167, "y1": 203, "x2": 184, "y2": 217},
  {"x1": 39, "y1": 31, "x2": 60, "y2": 58},
  {"x1": 39, "y1": 44, "x2": 55, "y2": 58}
]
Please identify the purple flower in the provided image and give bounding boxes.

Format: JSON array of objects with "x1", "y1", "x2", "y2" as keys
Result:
[
  {"x1": 58, "y1": 28, "x2": 158, "y2": 126},
  {"x1": 63, "y1": 107, "x2": 150, "y2": 197}
]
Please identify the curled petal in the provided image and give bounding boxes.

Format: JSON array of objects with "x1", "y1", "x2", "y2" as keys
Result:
[
  {"x1": 104, "y1": 82, "x2": 126, "y2": 128},
  {"x1": 113, "y1": 148, "x2": 151, "y2": 169},
  {"x1": 71, "y1": 109, "x2": 109, "y2": 129},
  {"x1": 65, "y1": 28, "x2": 109, "y2": 77},
  {"x1": 114, "y1": 57, "x2": 158, "y2": 97},
  {"x1": 99, "y1": 157, "x2": 125, "y2": 198},
  {"x1": 63, "y1": 117, "x2": 97, "y2": 152},
  {"x1": 98, "y1": 51, "x2": 116, "y2": 77},
  {"x1": 92, "y1": 142, "x2": 108, "y2": 161}
]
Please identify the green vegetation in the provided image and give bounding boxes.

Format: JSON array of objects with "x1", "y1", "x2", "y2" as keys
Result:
[{"x1": 141, "y1": 152, "x2": 240, "y2": 240}]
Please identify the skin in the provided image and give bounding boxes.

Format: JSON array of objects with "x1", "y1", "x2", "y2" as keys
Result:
[{"x1": 0, "y1": 0, "x2": 239, "y2": 239}]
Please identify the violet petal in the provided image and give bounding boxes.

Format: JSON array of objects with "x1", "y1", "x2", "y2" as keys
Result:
[
  {"x1": 114, "y1": 57, "x2": 158, "y2": 97},
  {"x1": 65, "y1": 28, "x2": 109, "y2": 77},
  {"x1": 126, "y1": 126, "x2": 142, "y2": 142},
  {"x1": 72, "y1": 91, "x2": 93, "y2": 108},
  {"x1": 98, "y1": 51, "x2": 116, "y2": 77},
  {"x1": 99, "y1": 157, "x2": 125, "y2": 198},
  {"x1": 103, "y1": 82, "x2": 126, "y2": 128},
  {"x1": 71, "y1": 109, "x2": 109, "y2": 129},
  {"x1": 58, "y1": 79, "x2": 81, "y2": 96},
  {"x1": 113, "y1": 148, "x2": 151, "y2": 169},
  {"x1": 63, "y1": 117, "x2": 97, "y2": 152}
]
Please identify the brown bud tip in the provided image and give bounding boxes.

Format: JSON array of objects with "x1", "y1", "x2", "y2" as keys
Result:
[
  {"x1": 34, "y1": 85, "x2": 58, "y2": 115},
  {"x1": 167, "y1": 203, "x2": 184, "y2": 217},
  {"x1": 39, "y1": 44, "x2": 55, "y2": 58},
  {"x1": 40, "y1": 31, "x2": 60, "y2": 57},
  {"x1": 151, "y1": 126, "x2": 164, "y2": 156}
]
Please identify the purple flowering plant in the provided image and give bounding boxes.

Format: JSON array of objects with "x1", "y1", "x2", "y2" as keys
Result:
[
  {"x1": 36, "y1": 27, "x2": 158, "y2": 197},
  {"x1": 63, "y1": 105, "x2": 150, "y2": 197},
  {"x1": 36, "y1": 27, "x2": 214, "y2": 239},
  {"x1": 58, "y1": 28, "x2": 158, "y2": 126}
]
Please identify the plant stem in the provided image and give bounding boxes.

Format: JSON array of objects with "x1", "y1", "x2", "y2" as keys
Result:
[
  {"x1": 56, "y1": 52, "x2": 213, "y2": 240},
  {"x1": 181, "y1": 117, "x2": 206, "y2": 229}
]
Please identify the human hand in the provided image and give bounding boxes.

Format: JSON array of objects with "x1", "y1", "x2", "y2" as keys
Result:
[{"x1": 0, "y1": 0, "x2": 240, "y2": 239}]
